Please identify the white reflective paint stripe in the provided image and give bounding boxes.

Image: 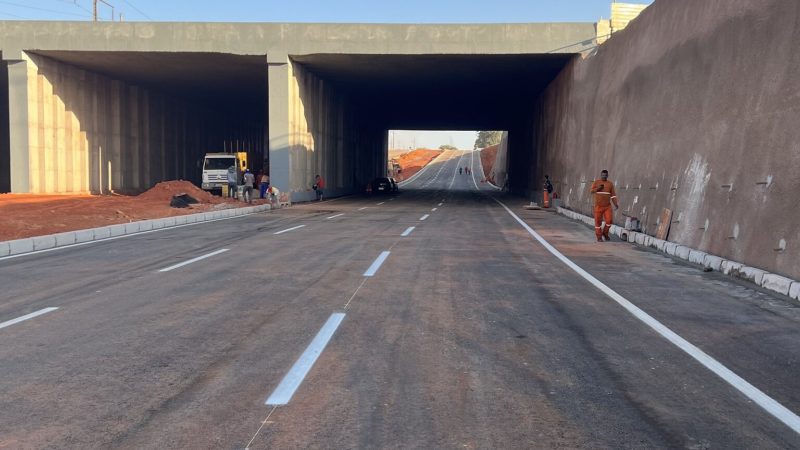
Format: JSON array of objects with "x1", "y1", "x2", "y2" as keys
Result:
[
  {"x1": 358, "y1": 207, "x2": 368, "y2": 211},
  {"x1": 158, "y1": 248, "x2": 229, "y2": 272},
  {"x1": 420, "y1": 214, "x2": 430, "y2": 221},
  {"x1": 377, "y1": 202, "x2": 385, "y2": 205},
  {"x1": 438, "y1": 203, "x2": 443, "y2": 206},
  {"x1": 401, "y1": 226, "x2": 415, "y2": 237},
  {"x1": 326, "y1": 213, "x2": 344, "y2": 219},
  {"x1": 265, "y1": 313, "x2": 346, "y2": 405},
  {"x1": 496, "y1": 198, "x2": 800, "y2": 435},
  {"x1": 431, "y1": 208, "x2": 438, "y2": 211},
  {"x1": 0, "y1": 307, "x2": 59, "y2": 330},
  {"x1": 274, "y1": 225, "x2": 306, "y2": 235},
  {"x1": 363, "y1": 251, "x2": 391, "y2": 277}
]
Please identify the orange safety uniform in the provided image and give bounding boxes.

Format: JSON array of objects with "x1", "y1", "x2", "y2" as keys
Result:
[{"x1": 590, "y1": 179, "x2": 619, "y2": 240}]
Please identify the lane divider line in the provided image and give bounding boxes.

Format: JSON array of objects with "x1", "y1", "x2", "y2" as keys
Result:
[
  {"x1": 419, "y1": 214, "x2": 430, "y2": 221},
  {"x1": 326, "y1": 213, "x2": 344, "y2": 219},
  {"x1": 438, "y1": 203, "x2": 443, "y2": 206},
  {"x1": 377, "y1": 202, "x2": 385, "y2": 205},
  {"x1": 274, "y1": 225, "x2": 306, "y2": 235},
  {"x1": 358, "y1": 207, "x2": 368, "y2": 211},
  {"x1": 431, "y1": 208, "x2": 438, "y2": 212},
  {"x1": 401, "y1": 226, "x2": 415, "y2": 237},
  {"x1": 0, "y1": 307, "x2": 59, "y2": 330},
  {"x1": 158, "y1": 248, "x2": 229, "y2": 273},
  {"x1": 265, "y1": 313, "x2": 346, "y2": 406},
  {"x1": 363, "y1": 251, "x2": 391, "y2": 277},
  {"x1": 495, "y1": 198, "x2": 800, "y2": 435}
]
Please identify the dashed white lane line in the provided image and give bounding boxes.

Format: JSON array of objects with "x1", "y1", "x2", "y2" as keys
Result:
[
  {"x1": 326, "y1": 213, "x2": 344, "y2": 219},
  {"x1": 431, "y1": 207, "x2": 438, "y2": 211},
  {"x1": 377, "y1": 202, "x2": 385, "y2": 205},
  {"x1": 401, "y1": 226, "x2": 415, "y2": 237},
  {"x1": 419, "y1": 214, "x2": 430, "y2": 221},
  {"x1": 0, "y1": 307, "x2": 59, "y2": 331},
  {"x1": 358, "y1": 207, "x2": 368, "y2": 211},
  {"x1": 158, "y1": 248, "x2": 229, "y2": 272},
  {"x1": 438, "y1": 203, "x2": 443, "y2": 206},
  {"x1": 265, "y1": 313, "x2": 346, "y2": 406},
  {"x1": 274, "y1": 225, "x2": 306, "y2": 235},
  {"x1": 496, "y1": 198, "x2": 800, "y2": 435},
  {"x1": 363, "y1": 251, "x2": 391, "y2": 277}
]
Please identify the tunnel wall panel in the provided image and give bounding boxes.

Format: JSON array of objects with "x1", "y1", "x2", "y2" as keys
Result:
[
  {"x1": 21, "y1": 53, "x2": 264, "y2": 194},
  {"x1": 535, "y1": 0, "x2": 800, "y2": 278}
]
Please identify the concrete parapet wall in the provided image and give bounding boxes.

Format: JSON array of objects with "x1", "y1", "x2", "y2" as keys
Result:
[{"x1": 538, "y1": 0, "x2": 800, "y2": 279}]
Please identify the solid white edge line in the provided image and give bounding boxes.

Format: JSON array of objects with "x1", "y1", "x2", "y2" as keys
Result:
[
  {"x1": 158, "y1": 248, "x2": 229, "y2": 272},
  {"x1": 419, "y1": 214, "x2": 429, "y2": 221},
  {"x1": 401, "y1": 226, "x2": 415, "y2": 237},
  {"x1": 265, "y1": 312, "x2": 346, "y2": 405},
  {"x1": 363, "y1": 251, "x2": 391, "y2": 277},
  {"x1": 274, "y1": 224, "x2": 306, "y2": 235},
  {"x1": 326, "y1": 213, "x2": 344, "y2": 219},
  {"x1": 495, "y1": 198, "x2": 800, "y2": 435},
  {"x1": 0, "y1": 307, "x2": 59, "y2": 330}
]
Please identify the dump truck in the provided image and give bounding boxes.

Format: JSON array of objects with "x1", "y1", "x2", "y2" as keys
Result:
[{"x1": 201, "y1": 152, "x2": 249, "y2": 195}]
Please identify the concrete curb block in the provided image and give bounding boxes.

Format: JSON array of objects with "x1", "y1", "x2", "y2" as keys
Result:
[
  {"x1": 556, "y1": 207, "x2": 799, "y2": 302},
  {"x1": 0, "y1": 205, "x2": 270, "y2": 259}
]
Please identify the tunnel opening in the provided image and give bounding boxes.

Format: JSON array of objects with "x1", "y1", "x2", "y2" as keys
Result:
[{"x1": 24, "y1": 51, "x2": 268, "y2": 194}]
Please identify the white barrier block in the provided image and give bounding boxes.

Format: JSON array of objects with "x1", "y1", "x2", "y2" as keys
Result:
[
  {"x1": 8, "y1": 238, "x2": 34, "y2": 255},
  {"x1": 0, "y1": 241, "x2": 10, "y2": 256},
  {"x1": 124, "y1": 222, "x2": 140, "y2": 234},
  {"x1": 174, "y1": 216, "x2": 188, "y2": 225},
  {"x1": 627, "y1": 232, "x2": 637, "y2": 243},
  {"x1": 722, "y1": 260, "x2": 743, "y2": 275},
  {"x1": 643, "y1": 236, "x2": 654, "y2": 247},
  {"x1": 54, "y1": 232, "x2": 76, "y2": 246},
  {"x1": 138, "y1": 221, "x2": 153, "y2": 232},
  {"x1": 92, "y1": 227, "x2": 111, "y2": 240},
  {"x1": 32, "y1": 235, "x2": 56, "y2": 251},
  {"x1": 675, "y1": 246, "x2": 691, "y2": 260},
  {"x1": 703, "y1": 255, "x2": 724, "y2": 272},
  {"x1": 664, "y1": 242, "x2": 678, "y2": 255},
  {"x1": 761, "y1": 274, "x2": 793, "y2": 296},
  {"x1": 163, "y1": 217, "x2": 177, "y2": 227},
  {"x1": 150, "y1": 219, "x2": 165, "y2": 230},
  {"x1": 688, "y1": 250, "x2": 707, "y2": 265},
  {"x1": 635, "y1": 233, "x2": 646, "y2": 245},
  {"x1": 74, "y1": 229, "x2": 95, "y2": 244},
  {"x1": 108, "y1": 224, "x2": 127, "y2": 237},
  {"x1": 737, "y1": 266, "x2": 766, "y2": 286},
  {"x1": 652, "y1": 238, "x2": 667, "y2": 251},
  {"x1": 789, "y1": 282, "x2": 800, "y2": 301}
]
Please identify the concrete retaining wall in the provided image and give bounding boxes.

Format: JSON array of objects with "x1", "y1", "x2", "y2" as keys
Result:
[{"x1": 536, "y1": 0, "x2": 800, "y2": 279}]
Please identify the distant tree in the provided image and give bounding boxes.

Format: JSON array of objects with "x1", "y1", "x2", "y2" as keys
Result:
[
  {"x1": 439, "y1": 144, "x2": 458, "y2": 151},
  {"x1": 474, "y1": 131, "x2": 502, "y2": 149}
]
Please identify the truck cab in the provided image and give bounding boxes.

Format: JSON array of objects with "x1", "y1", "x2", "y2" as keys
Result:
[{"x1": 201, "y1": 152, "x2": 248, "y2": 195}]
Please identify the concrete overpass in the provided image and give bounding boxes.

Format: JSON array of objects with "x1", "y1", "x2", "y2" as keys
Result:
[{"x1": 0, "y1": 21, "x2": 597, "y2": 199}]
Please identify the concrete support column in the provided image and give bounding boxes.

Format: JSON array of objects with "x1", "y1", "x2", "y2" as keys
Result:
[
  {"x1": 6, "y1": 55, "x2": 30, "y2": 193},
  {"x1": 267, "y1": 53, "x2": 291, "y2": 195}
]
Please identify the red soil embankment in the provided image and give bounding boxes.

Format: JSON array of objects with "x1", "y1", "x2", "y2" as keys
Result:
[
  {"x1": 480, "y1": 144, "x2": 499, "y2": 183},
  {"x1": 0, "y1": 180, "x2": 265, "y2": 241},
  {"x1": 393, "y1": 149, "x2": 443, "y2": 181}
]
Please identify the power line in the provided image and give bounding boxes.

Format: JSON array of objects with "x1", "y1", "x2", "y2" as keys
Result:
[{"x1": 0, "y1": 10, "x2": 29, "y2": 19}]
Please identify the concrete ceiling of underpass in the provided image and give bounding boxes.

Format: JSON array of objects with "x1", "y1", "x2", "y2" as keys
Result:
[
  {"x1": 293, "y1": 53, "x2": 575, "y2": 130},
  {"x1": 31, "y1": 51, "x2": 267, "y2": 108}
]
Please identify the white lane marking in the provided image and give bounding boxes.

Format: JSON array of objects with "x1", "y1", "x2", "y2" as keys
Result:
[
  {"x1": 363, "y1": 251, "x2": 391, "y2": 277},
  {"x1": 358, "y1": 207, "x2": 368, "y2": 211},
  {"x1": 158, "y1": 248, "x2": 229, "y2": 272},
  {"x1": 431, "y1": 207, "x2": 438, "y2": 212},
  {"x1": 265, "y1": 313, "x2": 346, "y2": 405},
  {"x1": 438, "y1": 203, "x2": 443, "y2": 206},
  {"x1": 0, "y1": 212, "x2": 264, "y2": 263},
  {"x1": 401, "y1": 226, "x2": 415, "y2": 237},
  {"x1": 419, "y1": 214, "x2": 430, "y2": 221},
  {"x1": 0, "y1": 307, "x2": 59, "y2": 330},
  {"x1": 274, "y1": 225, "x2": 306, "y2": 235},
  {"x1": 326, "y1": 213, "x2": 344, "y2": 219},
  {"x1": 398, "y1": 150, "x2": 448, "y2": 186},
  {"x1": 496, "y1": 198, "x2": 800, "y2": 435},
  {"x1": 377, "y1": 202, "x2": 385, "y2": 205},
  {"x1": 469, "y1": 149, "x2": 481, "y2": 190},
  {"x1": 448, "y1": 152, "x2": 466, "y2": 189}
]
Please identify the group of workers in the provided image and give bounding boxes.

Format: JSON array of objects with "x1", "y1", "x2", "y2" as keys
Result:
[
  {"x1": 458, "y1": 166, "x2": 472, "y2": 175},
  {"x1": 225, "y1": 165, "x2": 272, "y2": 204},
  {"x1": 542, "y1": 169, "x2": 619, "y2": 242}
]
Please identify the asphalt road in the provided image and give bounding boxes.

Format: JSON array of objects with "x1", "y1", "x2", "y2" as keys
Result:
[{"x1": 1, "y1": 150, "x2": 799, "y2": 449}]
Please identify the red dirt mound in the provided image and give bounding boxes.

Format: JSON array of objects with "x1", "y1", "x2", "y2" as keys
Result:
[
  {"x1": 137, "y1": 180, "x2": 224, "y2": 204},
  {"x1": 395, "y1": 149, "x2": 444, "y2": 181},
  {"x1": 480, "y1": 144, "x2": 499, "y2": 183}
]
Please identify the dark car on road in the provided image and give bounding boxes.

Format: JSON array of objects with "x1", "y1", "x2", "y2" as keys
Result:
[{"x1": 370, "y1": 177, "x2": 397, "y2": 195}]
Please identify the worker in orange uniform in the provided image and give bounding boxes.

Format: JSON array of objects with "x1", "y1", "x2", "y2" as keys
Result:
[{"x1": 590, "y1": 169, "x2": 619, "y2": 242}]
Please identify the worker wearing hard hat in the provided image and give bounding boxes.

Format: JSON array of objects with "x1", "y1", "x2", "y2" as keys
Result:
[{"x1": 590, "y1": 169, "x2": 619, "y2": 242}]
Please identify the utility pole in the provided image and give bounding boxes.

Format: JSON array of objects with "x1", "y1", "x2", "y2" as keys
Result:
[{"x1": 93, "y1": 0, "x2": 115, "y2": 21}]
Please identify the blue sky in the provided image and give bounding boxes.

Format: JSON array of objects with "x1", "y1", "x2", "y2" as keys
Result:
[
  {"x1": 3, "y1": 0, "x2": 652, "y2": 24},
  {"x1": 3, "y1": 0, "x2": 651, "y2": 150}
]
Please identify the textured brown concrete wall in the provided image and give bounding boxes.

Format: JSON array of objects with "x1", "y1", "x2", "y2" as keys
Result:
[
  {"x1": 23, "y1": 53, "x2": 265, "y2": 194},
  {"x1": 536, "y1": 0, "x2": 800, "y2": 279}
]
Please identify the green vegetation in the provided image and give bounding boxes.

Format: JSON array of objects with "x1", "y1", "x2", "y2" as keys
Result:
[
  {"x1": 474, "y1": 131, "x2": 502, "y2": 149},
  {"x1": 439, "y1": 144, "x2": 458, "y2": 151}
]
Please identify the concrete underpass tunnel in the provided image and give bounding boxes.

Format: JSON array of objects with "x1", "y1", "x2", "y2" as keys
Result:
[
  {"x1": 9, "y1": 51, "x2": 267, "y2": 194},
  {"x1": 291, "y1": 53, "x2": 576, "y2": 198}
]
